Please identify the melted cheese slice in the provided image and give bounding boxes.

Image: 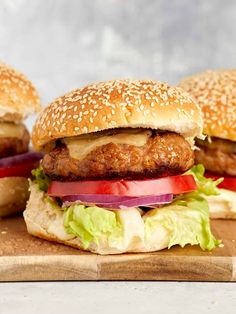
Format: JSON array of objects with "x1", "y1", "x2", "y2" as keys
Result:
[
  {"x1": 63, "y1": 129, "x2": 152, "y2": 160},
  {"x1": 0, "y1": 122, "x2": 25, "y2": 139}
]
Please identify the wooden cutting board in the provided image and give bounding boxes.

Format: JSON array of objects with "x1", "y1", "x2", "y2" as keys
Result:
[{"x1": 0, "y1": 215, "x2": 235, "y2": 281}]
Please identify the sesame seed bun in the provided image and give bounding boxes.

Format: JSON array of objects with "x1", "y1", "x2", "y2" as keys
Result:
[
  {"x1": 0, "y1": 177, "x2": 29, "y2": 217},
  {"x1": 32, "y1": 79, "x2": 203, "y2": 151},
  {"x1": 0, "y1": 63, "x2": 41, "y2": 123},
  {"x1": 179, "y1": 69, "x2": 236, "y2": 141}
]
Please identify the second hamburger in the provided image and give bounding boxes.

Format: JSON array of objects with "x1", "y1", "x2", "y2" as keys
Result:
[{"x1": 0, "y1": 63, "x2": 42, "y2": 216}]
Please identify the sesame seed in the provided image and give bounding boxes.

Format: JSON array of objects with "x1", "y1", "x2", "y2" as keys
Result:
[{"x1": 110, "y1": 120, "x2": 117, "y2": 126}]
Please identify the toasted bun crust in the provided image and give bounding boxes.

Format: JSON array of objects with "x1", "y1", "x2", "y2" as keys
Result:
[
  {"x1": 0, "y1": 177, "x2": 29, "y2": 217},
  {"x1": 32, "y1": 80, "x2": 203, "y2": 151},
  {"x1": 23, "y1": 182, "x2": 170, "y2": 254},
  {"x1": 0, "y1": 63, "x2": 41, "y2": 122},
  {"x1": 179, "y1": 69, "x2": 236, "y2": 141}
]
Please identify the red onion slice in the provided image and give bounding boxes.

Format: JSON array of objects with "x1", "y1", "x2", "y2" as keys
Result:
[
  {"x1": 0, "y1": 152, "x2": 44, "y2": 168},
  {"x1": 63, "y1": 194, "x2": 133, "y2": 203},
  {"x1": 62, "y1": 194, "x2": 173, "y2": 210}
]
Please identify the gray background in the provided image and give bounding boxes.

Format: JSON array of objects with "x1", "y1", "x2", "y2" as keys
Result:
[{"x1": 0, "y1": 0, "x2": 236, "y2": 127}]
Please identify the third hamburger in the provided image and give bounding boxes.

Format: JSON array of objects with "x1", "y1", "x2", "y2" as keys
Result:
[{"x1": 179, "y1": 69, "x2": 236, "y2": 219}]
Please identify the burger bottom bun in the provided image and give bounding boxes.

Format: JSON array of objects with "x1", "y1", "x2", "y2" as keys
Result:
[
  {"x1": 205, "y1": 189, "x2": 236, "y2": 219},
  {"x1": 24, "y1": 182, "x2": 170, "y2": 255},
  {"x1": 0, "y1": 177, "x2": 29, "y2": 217}
]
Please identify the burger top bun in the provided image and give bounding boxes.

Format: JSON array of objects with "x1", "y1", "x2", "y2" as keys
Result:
[
  {"x1": 0, "y1": 63, "x2": 41, "y2": 123},
  {"x1": 32, "y1": 79, "x2": 203, "y2": 151},
  {"x1": 179, "y1": 69, "x2": 236, "y2": 142}
]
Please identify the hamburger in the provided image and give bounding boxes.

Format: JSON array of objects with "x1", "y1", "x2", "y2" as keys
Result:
[
  {"x1": 0, "y1": 63, "x2": 42, "y2": 216},
  {"x1": 24, "y1": 79, "x2": 219, "y2": 254},
  {"x1": 179, "y1": 70, "x2": 236, "y2": 219}
]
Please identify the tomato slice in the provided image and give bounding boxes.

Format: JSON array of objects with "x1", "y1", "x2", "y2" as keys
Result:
[
  {"x1": 48, "y1": 174, "x2": 197, "y2": 197},
  {"x1": 205, "y1": 172, "x2": 236, "y2": 192},
  {"x1": 0, "y1": 160, "x2": 40, "y2": 178}
]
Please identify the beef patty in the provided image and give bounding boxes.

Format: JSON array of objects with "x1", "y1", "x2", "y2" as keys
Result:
[
  {"x1": 0, "y1": 127, "x2": 30, "y2": 158},
  {"x1": 42, "y1": 131, "x2": 194, "y2": 180},
  {"x1": 195, "y1": 137, "x2": 236, "y2": 176}
]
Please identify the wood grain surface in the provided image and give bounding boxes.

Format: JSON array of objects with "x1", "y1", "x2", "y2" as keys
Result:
[{"x1": 0, "y1": 216, "x2": 235, "y2": 281}]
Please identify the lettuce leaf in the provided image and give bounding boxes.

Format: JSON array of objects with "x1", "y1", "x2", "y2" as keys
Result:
[
  {"x1": 185, "y1": 164, "x2": 223, "y2": 196},
  {"x1": 32, "y1": 166, "x2": 51, "y2": 192},
  {"x1": 63, "y1": 193, "x2": 219, "y2": 251},
  {"x1": 145, "y1": 192, "x2": 219, "y2": 250},
  {"x1": 64, "y1": 204, "x2": 122, "y2": 249}
]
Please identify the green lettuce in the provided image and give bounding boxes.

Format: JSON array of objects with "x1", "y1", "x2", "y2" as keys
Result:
[
  {"x1": 145, "y1": 192, "x2": 219, "y2": 250},
  {"x1": 63, "y1": 191, "x2": 219, "y2": 251},
  {"x1": 185, "y1": 164, "x2": 223, "y2": 196},
  {"x1": 32, "y1": 166, "x2": 51, "y2": 192},
  {"x1": 64, "y1": 204, "x2": 122, "y2": 249}
]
